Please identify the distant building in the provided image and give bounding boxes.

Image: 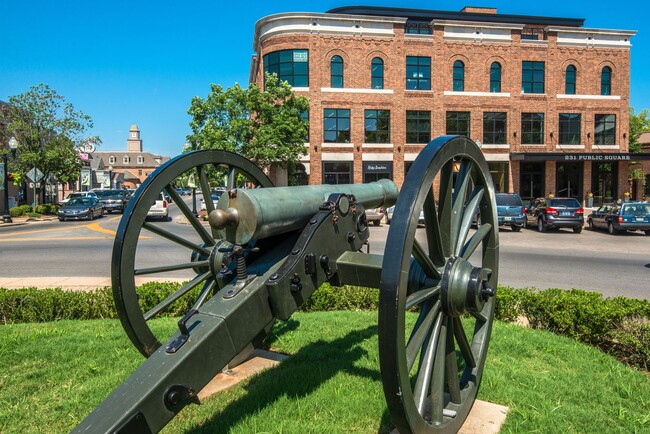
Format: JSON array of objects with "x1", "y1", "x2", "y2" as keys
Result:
[{"x1": 87, "y1": 125, "x2": 171, "y2": 190}]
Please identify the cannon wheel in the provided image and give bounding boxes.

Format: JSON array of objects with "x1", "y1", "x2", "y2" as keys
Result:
[
  {"x1": 379, "y1": 136, "x2": 499, "y2": 433},
  {"x1": 112, "y1": 150, "x2": 273, "y2": 357}
]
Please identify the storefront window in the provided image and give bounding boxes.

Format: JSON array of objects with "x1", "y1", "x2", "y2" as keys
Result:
[
  {"x1": 488, "y1": 162, "x2": 508, "y2": 193},
  {"x1": 323, "y1": 162, "x2": 352, "y2": 184},
  {"x1": 363, "y1": 162, "x2": 393, "y2": 183},
  {"x1": 519, "y1": 162, "x2": 545, "y2": 203},
  {"x1": 591, "y1": 163, "x2": 617, "y2": 206},
  {"x1": 556, "y1": 162, "x2": 582, "y2": 200}
]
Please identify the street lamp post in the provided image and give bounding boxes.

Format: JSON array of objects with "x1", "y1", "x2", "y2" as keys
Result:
[
  {"x1": 2, "y1": 137, "x2": 18, "y2": 223},
  {"x1": 108, "y1": 165, "x2": 113, "y2": 189}
]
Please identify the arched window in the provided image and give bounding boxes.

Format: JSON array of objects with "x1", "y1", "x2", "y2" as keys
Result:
[
  {"x1": 601, "y1": 66, "x2": 611, "y2": 95},
  {"x1": 565, "y1": 65, "x2": 576, "y2": 95},
  {"x1": 331, "y1": 56, "x2": 343, "y2": 88},
  {"x1": 371, "y1": 57, "x2": 384, "y2": 89},
  {"x1": 453, "y1": 60, "x2": 465, "y2": 91},
  {"x1": 490, "y1": 62, "x2": 501, "y2": 92}
]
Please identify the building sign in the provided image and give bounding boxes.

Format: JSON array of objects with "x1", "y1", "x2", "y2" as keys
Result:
[
  {"x1": 511, "y1": 152, "x2": 650, "y2": 162},
  {"x1": 293, "y1": 50, "x2": 308, "y2": 62},
  {"x1": 363, "y1": 163, "x2": 392, "y2": 172},
  {"x1": 81, "y1": 170, "x2": 91, "y2": 186},
  {"x1": 0, "y1": 166, "x2": 4, "y2": 191}
]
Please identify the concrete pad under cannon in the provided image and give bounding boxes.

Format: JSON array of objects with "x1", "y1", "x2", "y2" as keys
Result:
[
  {"x1": 389, "y1": 400, "x2": 509, "y2": 434},
  {"x1": 199, "y1": 350, "x2": 508, "y2": 433},
  {"x1": 198, "y1": 349, "x2": 289, "y2": 399}
]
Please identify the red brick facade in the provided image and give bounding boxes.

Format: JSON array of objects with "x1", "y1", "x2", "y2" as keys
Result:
[{"x1": 251, "y1": 7, "x2": 640, "y2": 205}]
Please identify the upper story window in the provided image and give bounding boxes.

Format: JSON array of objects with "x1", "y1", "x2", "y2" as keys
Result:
[
  {"x1": 490, "y1": 62, "x2": 501, "y2": 92},
  {"x1": 521, "y1": 27, "x2": 547, "y2": 41},
  {"x1": 405, "y1": 21, "x2": 432, "y2": 34},
  {"x1": 330, "y1": 56, "x2": 343, "y2": 88},
  {"x1": 446, "y1": 111, "x2": 470, "y2": 137},
  {"x1": 565, "y1": 65, "x2": 577, "y2": 95},
  {"x1": 324, "y1": 108, "x2": 350, "y2": 143},
  {"x1": 483, "y1": 112, "x2": 507, "y2": 144},
  {"x1": 559, "y1": 113, "x2": 581, "y2": 145},
  {"x1": 601, "y1": 66, "x2": 612, "y2": 95},
  {"x1": 453, "y1": 60, "x2": 465, "y2": 91},
  {"x1": 263, "y1": 49, "x2": 309, "y2": 87},
  {"x1": 406, "y1": 111, "x2": 431, "y2": 144},
  {"x1": 522, "y1": 61, "x2": 545, "y2": 94},
  {"x1": 109, "y1": 156, "x2": 116, "y2": 164},
  {"x1": 137, "y1": 156, "x2": 144, "y2": 164},
  {"x1": 406, "y1": 56, "x2": 431, "y2": 90},
  {"x1": 594, "y1": 114, "x2": 616, "y2": 145},
  {"x1": 364, "y1": 109, "x2": 391, "y2": 143},
  {"x1": 521, "y1": 113, "x2": 545, "y2": 144},
  {"x1": 123, "y1": 156, "x2": 130, "y2": 164},
  {"x1": 371, "y1": 57, "x2": 384, "y2": 89}
]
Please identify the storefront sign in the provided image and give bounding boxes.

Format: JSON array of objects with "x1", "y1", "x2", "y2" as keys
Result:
[
  {"x1": 511, "y1": 152, "x2": 650, "y2": 162},
  {"x1": 365, "y1": 163, "x2": 390, "y2": 172}
]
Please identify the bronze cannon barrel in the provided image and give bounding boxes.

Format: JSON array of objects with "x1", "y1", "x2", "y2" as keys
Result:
[{"x1": 209, "y1": 178, "x2": 398, "y2": 244}]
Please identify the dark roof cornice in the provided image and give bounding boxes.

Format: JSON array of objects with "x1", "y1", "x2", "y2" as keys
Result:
[{"x1": 327, "y1": 6, "x2": 584, "y2": 27}]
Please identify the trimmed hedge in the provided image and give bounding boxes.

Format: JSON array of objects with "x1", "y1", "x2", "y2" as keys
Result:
[{"x1": 0, "y1": 283, "x2": 648, "y2": 370}]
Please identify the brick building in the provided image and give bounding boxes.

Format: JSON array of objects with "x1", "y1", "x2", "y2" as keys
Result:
[
  {"x1": 88, "y1": 124, "x2": 170, "y2": 190},
  {"x1": 250, "y1": 5, "x2": 649, "y2": 205}
]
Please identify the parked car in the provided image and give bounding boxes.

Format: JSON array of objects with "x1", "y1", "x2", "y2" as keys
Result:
[
  {"x1": 92, "y1": 189, "x2": 127, "y2": 213},
  {"x1": 58, "y1": 197, "x2": 104, "y2": 221},
  {"x1": 147, "y1": 192, "x2": 169, "y2": 221},
  {"x1": 385, "y1": 206, "x2": 425, "y2": 225},
  {"x1": 587, "y1": 202, "x2": 650, "y2": 235},
  {"x1": 200, "y1": 192, "x2": 222, "y2": 211},
  {"x1": 365, "y1": 208, "x2": 385, "y2": 226},
  {"x1": 59, "y1": 191, "x2": 97, "y2": 205},
  {"x1": 492, "y1": 193, "x2": 526, "y2": 232},
  {"x1": 175, "y1": 188, "x2": 191, "y2": 196},
  {"x1": 525, "y1": 197, "x2": 584, "y2": 233}
]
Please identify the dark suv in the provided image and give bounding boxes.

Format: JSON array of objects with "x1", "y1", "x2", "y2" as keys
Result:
[
  {"x1": 92, "y1": 189, "x2": 127, "y2": 214},
  {"x1": 525, "y1": 197, "x2": 584, "y2": 233}
]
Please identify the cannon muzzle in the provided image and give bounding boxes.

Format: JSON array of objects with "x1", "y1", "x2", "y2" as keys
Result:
[{"x1": 209, "y1": 178, "x2": 398, "y2": 244}]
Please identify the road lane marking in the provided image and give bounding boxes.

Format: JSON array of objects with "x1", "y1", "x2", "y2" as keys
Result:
[{"x1": 0, "y1": 217, "x2": 154, "y2": 242}]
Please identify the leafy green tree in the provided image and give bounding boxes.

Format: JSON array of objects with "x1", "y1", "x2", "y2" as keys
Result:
[
  {"x1": 628, "y1": 107, "x2": 650, "y2": 153},
  {"x1": 187, "y1": 74, "x2": 310, "y2": 169},
  {"x1": 0, "y1": 83, "x2": 99, "y2": 200}
]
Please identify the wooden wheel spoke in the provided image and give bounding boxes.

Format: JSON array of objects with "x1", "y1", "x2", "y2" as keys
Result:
[
  {"x1": 143, "y1": 222, "x2": 212, "y2": 256},
  {"x1": 445, "y1": 319, "x2": 461, "y2": 404},
  {"x1": 450, "y1": 160, "x2": 472, "y2": 253},
  {"x1": 414, "y1": 310, "x2": 444, "y2": 414},
  {"x1": 437, "y1": 160, "x2": 454, "y2": 257},
  {"x1": 189, "y1": 279, "x2": 217, "y2": 312},
  {"x1": 134, "y1": 260, "x2": 210, "y2": 276},
  {"x1": 452, "y1": 317, "x2": 476, "y2": 368},
  {"x1": 423, "y1": 188, "x2": 445, "y2": 268},
  {"x1": 460, "y1": 223, "x2": 492, "y2": 260},
  {"x1": 430, "y1": 316, "x2": 449, "y2": 424},
  {"x1": 143, "y1": 271, "x2": 212, "y2": 320},
  {"x1": 406, "y1": 285, "x2": 441, "y2": 310},
  {"x1": 227, "y1": 165, "x2": 237, "y2": 189},
  {"x1": 413, "y1": 239, "x2": 441, "y2": 280},
  {"x1": 455, "y1": 186, "x2": 484, "y2": 256},
  {"x1": 166, "y1": 183, "x2": 214, "y2": 246},
  {"x1": 406, "y1": 300, "x2": 441, "y2": 371}
]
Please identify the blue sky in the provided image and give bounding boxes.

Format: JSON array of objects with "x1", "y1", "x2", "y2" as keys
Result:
[{"x1": 1, "y1": 0, "x2": 648, "y2": 157}]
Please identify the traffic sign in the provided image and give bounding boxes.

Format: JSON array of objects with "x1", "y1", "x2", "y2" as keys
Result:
[{"x1": 26, "y1": 167, "x2": 44, "y2": 182}]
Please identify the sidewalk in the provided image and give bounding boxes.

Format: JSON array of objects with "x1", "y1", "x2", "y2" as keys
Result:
[{"x1": 0, "y1": 276, "x2": 186, "y2": 291}]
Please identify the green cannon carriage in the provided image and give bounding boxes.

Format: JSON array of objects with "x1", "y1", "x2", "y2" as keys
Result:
[{"x1": 74, "y1": 135, "x2": 499, "y2": 434}]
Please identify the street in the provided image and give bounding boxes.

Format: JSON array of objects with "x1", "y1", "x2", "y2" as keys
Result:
[{"x1": 1, "y1": 198, "x2": 649, "y2": 300}]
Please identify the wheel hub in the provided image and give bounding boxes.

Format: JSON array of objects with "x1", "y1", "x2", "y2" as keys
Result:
[{"x1": 440, "y1": 256, "x2": 494, "y2": 317}]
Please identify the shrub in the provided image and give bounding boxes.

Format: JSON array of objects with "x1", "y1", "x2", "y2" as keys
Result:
[
  {"x1": 9, "y1": 207, "x2": 23, "y2": 217},
  {"x1": 19, "y1": 204, "x2": 32, "y2": 214},
  {"x1": 26, "y1": 212, "x2": 42, "y2": 219}
]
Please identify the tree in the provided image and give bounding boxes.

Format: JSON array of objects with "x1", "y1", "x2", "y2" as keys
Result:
[
  {"x1": 187, "y1": 74, "x2": 310, "y2": 170},
  {"x1": 0, "y1": 83, "x2": 99, "y2": 202},
  {"x1": 628, "y1": 107, "x2": 650, "y2": 153}
]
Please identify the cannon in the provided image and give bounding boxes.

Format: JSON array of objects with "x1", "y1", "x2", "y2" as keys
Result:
[{"x1": 74, "y1": 135, "x2": 499, "y2": 434}]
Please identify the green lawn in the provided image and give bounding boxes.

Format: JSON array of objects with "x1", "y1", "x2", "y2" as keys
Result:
[{"x1": 1, "y1": 311, "x2": 648, "y2": 433}]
